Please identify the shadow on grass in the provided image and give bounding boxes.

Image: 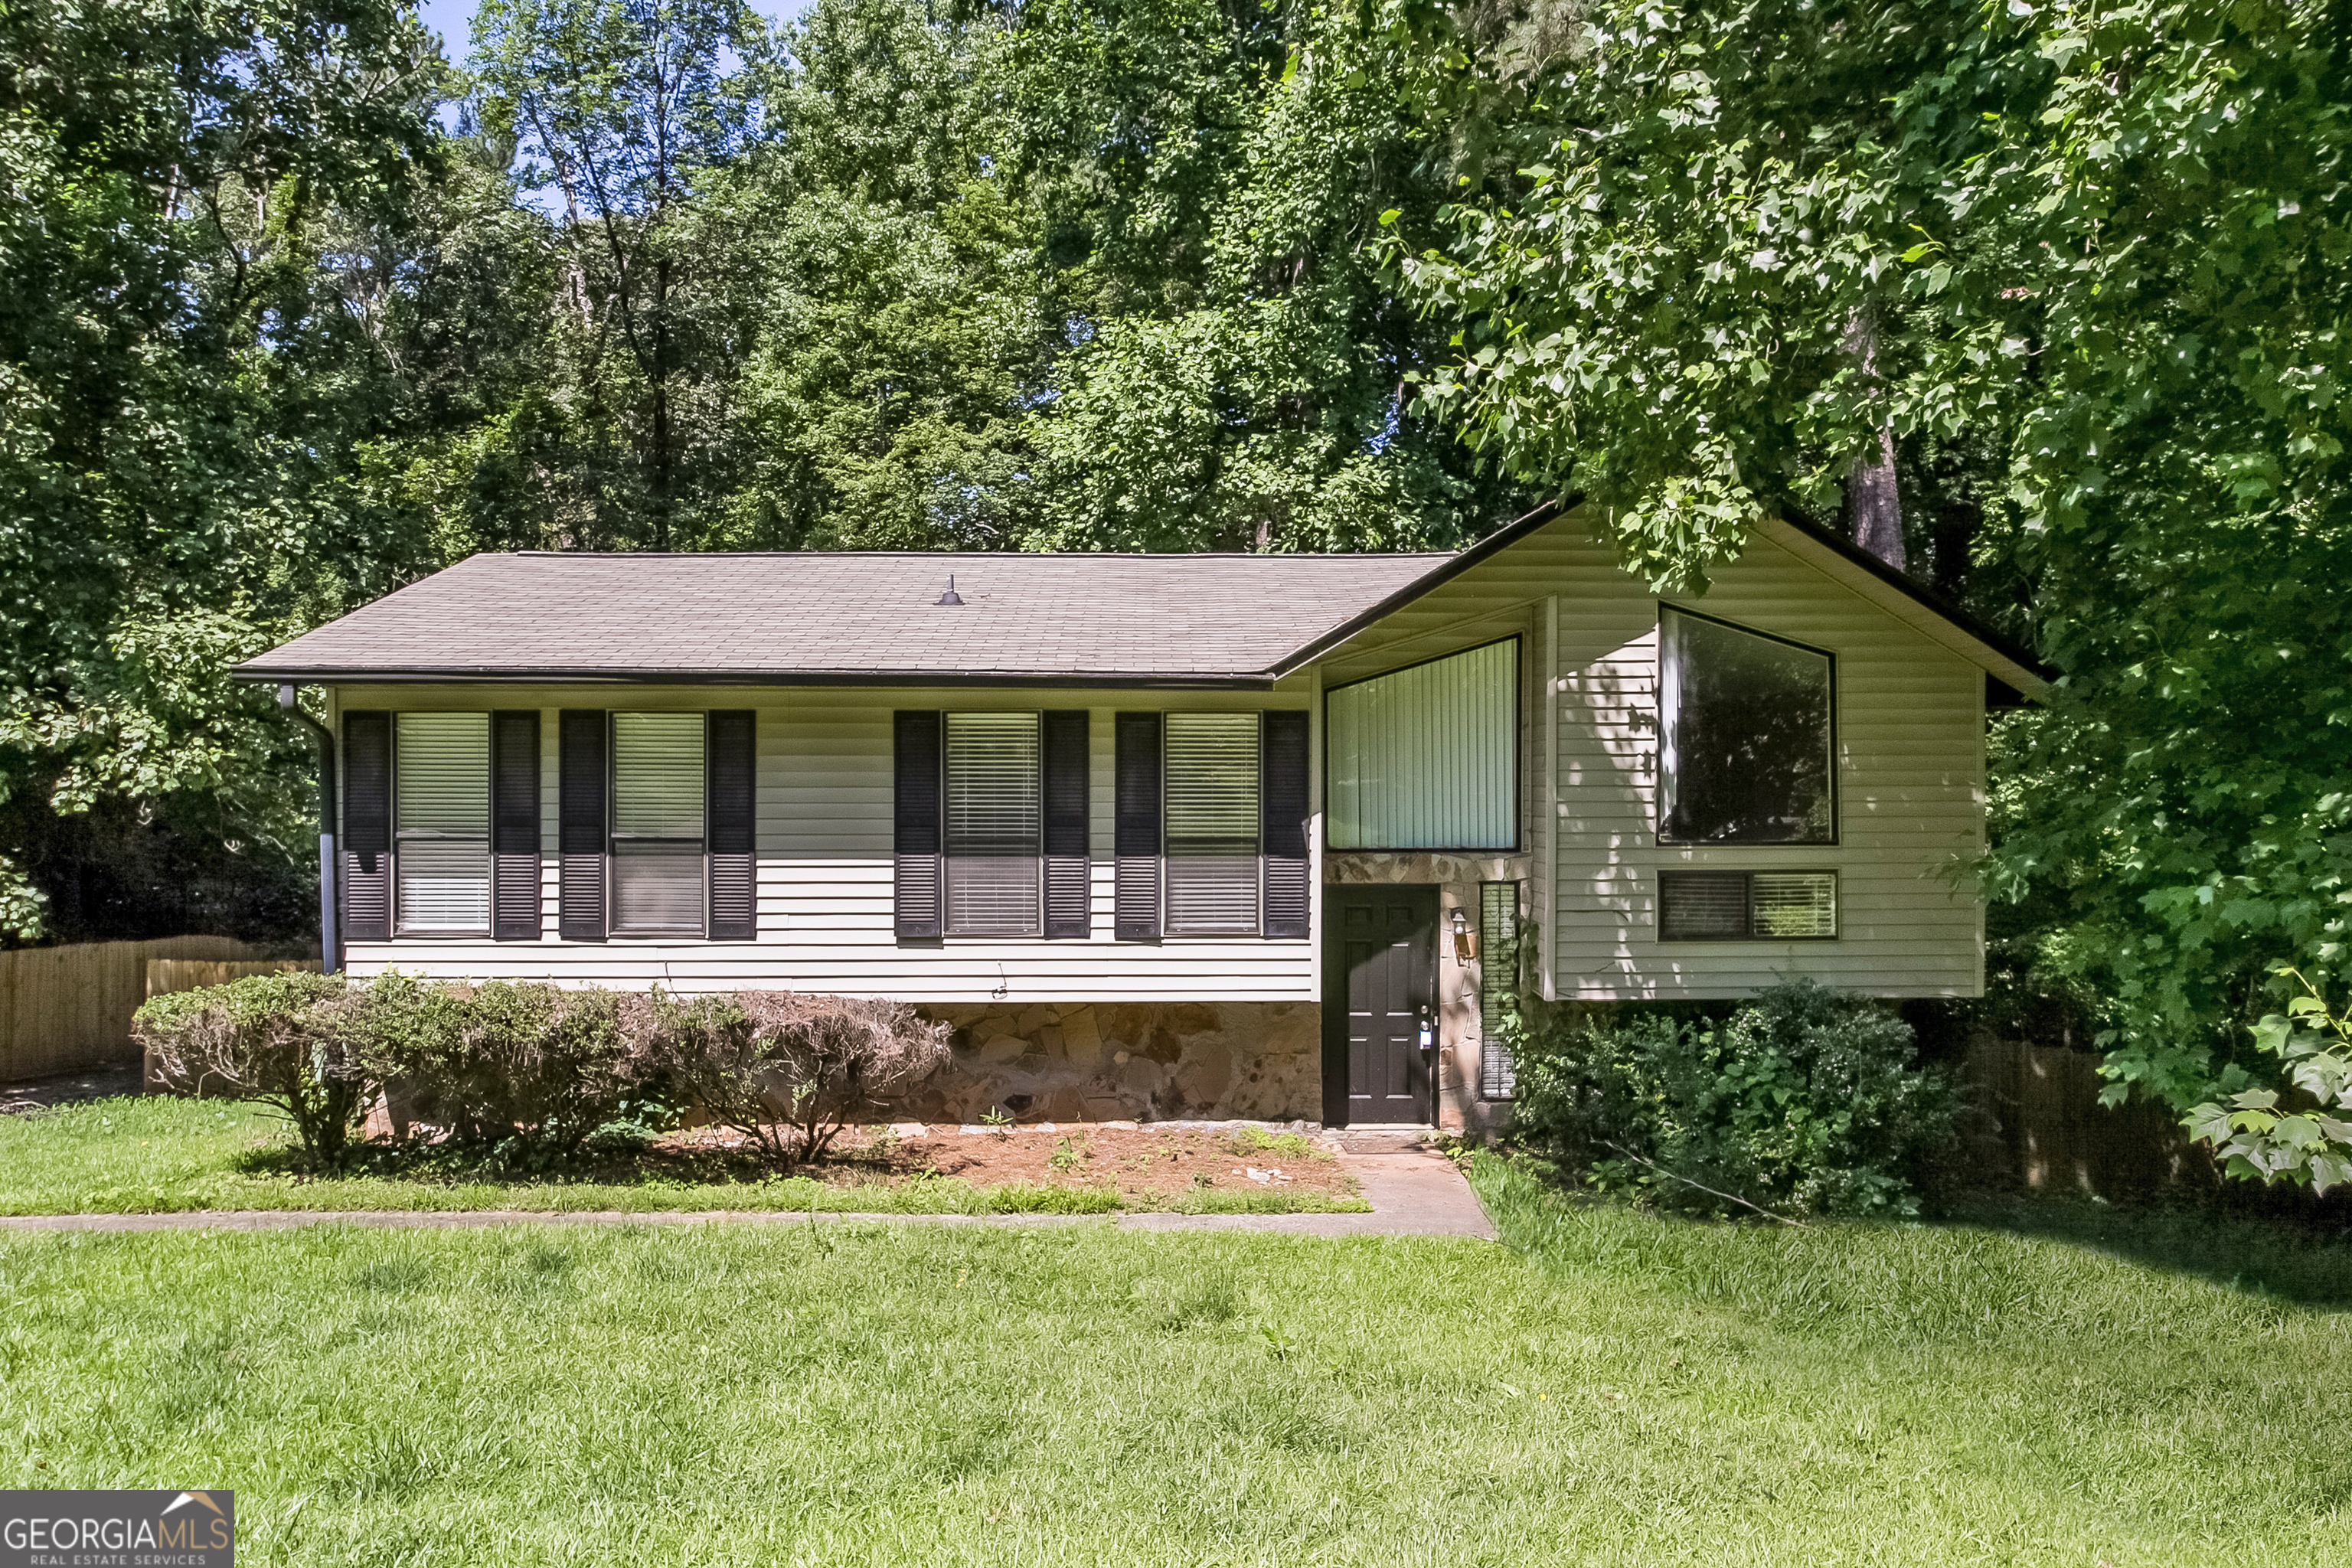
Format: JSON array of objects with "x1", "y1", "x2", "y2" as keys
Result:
[
  {"x1": 1934, "y1": 1189, "x2": 2352, "y2": 1312},
  {"x1": 227, "y1": 1135, "x2": 865, "y2": 1192}
]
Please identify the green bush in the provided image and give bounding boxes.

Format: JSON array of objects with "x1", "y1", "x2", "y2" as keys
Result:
[
  {"x1": 647, "y1": 989, "x2": 949, "y2": 1165},
  {"x1": 345, "y1": 974, "x2": 653, "y2": 1157},
  {"x1": 1511, "y1": 981, "x2": 1956, "y2": 1218},
  {"x1": 133, "y1": 971, "x2": 364, "y2": 1166}
]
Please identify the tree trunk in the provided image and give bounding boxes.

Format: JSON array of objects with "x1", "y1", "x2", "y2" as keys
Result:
[{"x1": 1844, "y1": 307, "x2": 1906, "y2": 572}]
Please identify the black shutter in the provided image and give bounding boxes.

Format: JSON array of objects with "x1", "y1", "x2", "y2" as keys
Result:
[
  {"x1": 893, "y1": 710, "x2": 942, "y2": 938},
  {"x1": 1043, "y1": 710, "x2": 1090, "y2": 938},
  {"x1": 492, "y1": 710, "x2": 541, "y2": 941},
  {"x1": 1261, "y1": 710, "x2": 1311, "y2": 939},
  {"x1": 707, "y1": 710, "x2": 756, "y2": 941},
  {"x1": 558, "y1": 709, "x2": 608, "y2": 942},
  {"x1": 341, "y1": 711, "x2": 391, "y2": 942},
  {"x1": 1114, "y1": 710, "x2": 1161, "y2": 940}
]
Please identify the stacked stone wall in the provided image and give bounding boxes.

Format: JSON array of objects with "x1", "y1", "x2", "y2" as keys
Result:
[{"x1": 897, "y1": 1001, "x2": 1321, "y2": 1124}]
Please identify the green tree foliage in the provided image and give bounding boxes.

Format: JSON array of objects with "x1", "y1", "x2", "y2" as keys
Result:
[
  {"x1": 1004, "y1": 0, "x2": 1529, "y2": 550},
  {"x1": 472, "y1": 0, "x2": 768, "y2": 550},
  {"x1": 1389, "y1": 0, "x2": 2352, "y2": 1124},
  {"x1": 0, "y1": 0, "x2": 445, "y2": 939},
  {"x1": 717, "y1": 0, "x2": 1045, "y2": 549}
]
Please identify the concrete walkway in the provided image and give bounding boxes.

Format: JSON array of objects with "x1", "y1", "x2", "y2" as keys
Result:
[{"x1": 0, "y1": 1146, "x2": 1497, "y2": 1241}]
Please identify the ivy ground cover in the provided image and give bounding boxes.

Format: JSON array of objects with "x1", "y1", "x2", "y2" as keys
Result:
[{"x1": 2, "y1": 1154, "x2": 2347, "y2": 1563}]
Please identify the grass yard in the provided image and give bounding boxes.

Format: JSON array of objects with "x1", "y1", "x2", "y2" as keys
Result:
[
  {"x1": 0, "y1": 1096, "x2": 1366, "y2": 1217},
  {"x1": 4, "y1": 1155, "x2": 2350, "y2": 1564}
]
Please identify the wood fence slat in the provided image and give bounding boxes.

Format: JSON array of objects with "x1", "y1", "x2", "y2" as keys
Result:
[
  {"x1": 1961, "y1": 1034, "x2": 2200, "y2": 1198},
  {"x1": 0, "y1": 938, "x2": 318, "y2": 1084}
]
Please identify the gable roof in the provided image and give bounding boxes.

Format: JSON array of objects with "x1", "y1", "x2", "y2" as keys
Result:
[
  {"x1": 235, "y1": 508, "x2": 2050, "y2": 691},
  {"x1": 234, "y1": 550, "x2": 1451, "y2": 688}
]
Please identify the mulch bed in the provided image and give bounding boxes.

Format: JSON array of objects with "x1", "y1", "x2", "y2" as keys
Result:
[{"x1": 658, "y1": 1123, "x2": 1359, "y2": 1203}]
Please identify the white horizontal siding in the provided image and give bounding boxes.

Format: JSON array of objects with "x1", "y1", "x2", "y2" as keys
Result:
[{"x1": 335, "y1": 683, "x2": 1315, "y2": 1002}]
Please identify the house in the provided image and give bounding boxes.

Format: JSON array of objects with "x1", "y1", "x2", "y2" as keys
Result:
[{"x1": 234, "y1": 505, "x2": 2044, "y2": 1132}]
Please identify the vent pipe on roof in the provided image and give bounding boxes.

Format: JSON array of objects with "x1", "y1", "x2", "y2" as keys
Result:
[{"x1": 936, "y1": 574, "x2": 965, "y2": 606}]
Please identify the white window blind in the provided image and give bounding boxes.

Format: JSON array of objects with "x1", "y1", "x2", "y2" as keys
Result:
[
  {"x1": 1165, "y1": 713, "x2": 1259, "y2": 935},
  {"x1": 1327, "y1": 640, "x2": 1517, "y2": 849},
  {"x1": 946, "y1": 712, "x2": 1041, "y2": 936},
  {"x1": 612, "y1": 713, "x2": 706, "y2": 936},
  {"x1": 1752, "y1": 872, "x2": 1838, "y2": 938},
  {"x1": 395, "y1": 712, "x2": 491, "y2": 933},
  {"x1": 1658, "y1": 871, "x2": 1838, "y2": 941},
  {"x1": 1478, "y1": 881, "x2": 1521, "y2": 1100}
]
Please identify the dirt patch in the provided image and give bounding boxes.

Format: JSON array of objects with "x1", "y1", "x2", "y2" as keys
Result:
[
  {"x1": 657, "y1": 1123, "x2": 1357, "y2": 1204},
  {"x1": 0, "y1": 1061, "x2": 143, "y2": 1116}
]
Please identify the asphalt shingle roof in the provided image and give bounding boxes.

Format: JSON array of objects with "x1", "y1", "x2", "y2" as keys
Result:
[{"x1": 235, "y1": 550, "x2": 1456, "y2": 685}]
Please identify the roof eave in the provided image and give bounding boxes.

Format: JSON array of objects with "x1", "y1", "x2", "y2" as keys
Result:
[
  {"x1": 1756, "y1": 512, "x2": 2054, "y2": 694},
  {"x1": 231, "y1": 665, "x2": 1287, "y2": 691},
  {"x1": 1266, "y1": 498, "x2": 1572, "y2": 677}
]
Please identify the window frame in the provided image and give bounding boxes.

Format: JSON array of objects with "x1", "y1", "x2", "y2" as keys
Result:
[
  {"x1": 1322, "y1": 635, "x2": 1524, "y2": 854},
  {"x1": 1655, "y1": 605, "x2": 1839, "y2": 848},
  {"x1": 1477, "y1": 880, "x2": 1522, "y2": 1101},
  {"x1": 391, "y1": 710, "x2": 493, "y2": 939},
  {"x1": 607, "y1": 710, "x2": 710, "y2": 940},
  {"x1": 942, "y1": 710, "x2": 1045, "y2": 939},
  {"x1": 1655, "y1": 869, "x2": 1841, "y2": 942},
  {"x1": 1161, "y1": 710, "x2": 1265, "y2": 937}
]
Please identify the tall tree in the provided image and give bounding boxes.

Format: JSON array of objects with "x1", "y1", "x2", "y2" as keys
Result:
[
  {"x1": 1389, "y1": 0, "x2": 2352, "y2": 1130},
  {"x1": 0, "y1": 0, "x2": 444, "y2": 940},
  {"x1": 472, "y1": 0, "x2": 765, "y2": 550},
  {"x1": 998, "y1": 0, "x2": 1533, "y2": 551}
]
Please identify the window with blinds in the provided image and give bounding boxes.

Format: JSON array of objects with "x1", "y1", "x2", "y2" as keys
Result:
[
  {"x1": 1478, "y1": 881, "x2": 1521, "y2": 1100},
  {"x1": 1165, "y1": 713, "x2": 1260, "y2": 934},
  {"x1": 1327, "y1": 639, "x2": 1517, "y2": 850},
  {"x1": 946, "y1": 712, "x2": 1042, "y2": 936},
  {"x1": 395, "y1": 712, "x2": 491, "y2": 934},
  {"x1": 1658, "y1": 870, "x2": 1838, "y2": 940},
  {"x1": 611, "y1": 713, "x2": 706, "y2": 936}
]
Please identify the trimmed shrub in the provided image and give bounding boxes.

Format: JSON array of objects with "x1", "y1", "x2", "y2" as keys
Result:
[
  {"x1": 1511, "y1": 980, "x2": 1956, "y2": 1218},
  {"x1": 133, "y1": 972, "x2": 365, "y2": 1165},
  {"x1": 650, "y1": 990, "x2": 949, "y2": 1165},
  {"x1": 345, "y1": 974, "x2": 653, "y2": 1155}
]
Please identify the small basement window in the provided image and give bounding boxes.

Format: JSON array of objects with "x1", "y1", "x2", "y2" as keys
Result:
[
  {"x1": 945, "y1": 712, "x2": 1043, "y2": 936},
  {"x1": 395, "y1": 712, "x2": 491, "y2": 935},
  {"x1": 1165, "y1": 713, "x2": 1260, "y2": 934},
  {"x1": 1658, "y1": 871, "x2": 1838, "y2": 941},
  {"x1": 612, "y1": 712, "x2": 707, "y2": 937},
  {"x1": 1658, "y1": 607, "x2": 1834, "y2": 844}
]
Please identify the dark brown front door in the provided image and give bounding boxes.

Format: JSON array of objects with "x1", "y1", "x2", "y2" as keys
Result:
[{"x1": 1322, "y1": 887, "x2": 1438, "y2": 1126}]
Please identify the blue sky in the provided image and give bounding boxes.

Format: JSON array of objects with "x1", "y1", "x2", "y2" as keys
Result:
[{"x1": 416, "y1": 0, "x2": 809, "y2": 64}]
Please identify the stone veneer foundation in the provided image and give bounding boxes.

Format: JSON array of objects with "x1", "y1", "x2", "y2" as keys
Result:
[{"x1": 898, "y1": 1001, "x2": 1321, "y2": 1125}]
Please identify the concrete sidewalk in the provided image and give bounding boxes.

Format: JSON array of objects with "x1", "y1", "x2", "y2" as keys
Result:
[{"x1": 0, "y1": 1147, "x2": 1497, "y2": 1241}]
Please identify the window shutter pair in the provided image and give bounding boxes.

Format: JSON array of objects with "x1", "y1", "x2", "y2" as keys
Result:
[
  {"x1": 558, "y1": 709, "x2": 754, "y2": 942},
  {"x1": 1111, "y1": 710, "x2": 1307, "y2": 940},
  {"x1": 343, "y1": 709, "x2": 544, "y2": 942},
  {"x1": 895, "y1": 710, "x2": 1089, "y2": 939}
]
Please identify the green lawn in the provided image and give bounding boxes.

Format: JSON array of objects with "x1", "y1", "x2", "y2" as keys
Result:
[
  {"x1": 3, "y1": 1153, "x2": 2349, "y2": 1563},
  {"x1": 0, "y1": 1096, "x2": 1364, "y2": 1216}
]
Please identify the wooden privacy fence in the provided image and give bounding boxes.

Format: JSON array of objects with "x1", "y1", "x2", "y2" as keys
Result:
[
  {"x1": 0, "y1": 936, "x2": 310, "y2": 1083},
  {"x1": 1959, "y1": 1035, "x2": 2205, "y2": 1197}
]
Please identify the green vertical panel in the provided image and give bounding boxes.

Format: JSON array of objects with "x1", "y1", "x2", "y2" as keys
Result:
[{"x1": 1325, "y1": 640, "x2": 1516, "y2": 849}]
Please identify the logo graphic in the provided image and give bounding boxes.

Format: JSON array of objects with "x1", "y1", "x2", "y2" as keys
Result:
[{"x1": 2, "y1": 1489, "x2": 234, "y2": 1566}]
